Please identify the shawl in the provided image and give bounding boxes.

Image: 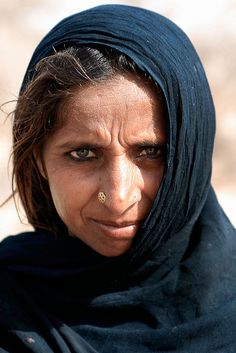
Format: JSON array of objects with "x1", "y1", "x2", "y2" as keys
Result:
[{"x1": 1, "y1": 5, "x2": 236, "y2": 352}]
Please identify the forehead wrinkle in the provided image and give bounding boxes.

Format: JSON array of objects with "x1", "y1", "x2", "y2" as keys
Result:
[
  {"x1": 55, "y1": 74, "x2": 166, "y2": 148},
  {"x1": 74, "y1": 119, "x2": 113, "y2": 146}
]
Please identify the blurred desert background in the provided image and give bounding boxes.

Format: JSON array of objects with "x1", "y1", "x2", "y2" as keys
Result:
[{"x1": 0, "y1": 0, "x2": 235, "y2": 240}]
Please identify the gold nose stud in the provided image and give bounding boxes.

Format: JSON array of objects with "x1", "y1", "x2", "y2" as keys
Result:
[{"x1": 98, "y1": 191, "x2": 106, "y2": 204}]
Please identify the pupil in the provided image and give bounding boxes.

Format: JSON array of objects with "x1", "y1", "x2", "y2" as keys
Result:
[
  {"x1": 77, "y1": 149, "x2": 88, "y2": 157},
  {"x1": 147, "y1": 147, "x2": 156, "y2": 155}
]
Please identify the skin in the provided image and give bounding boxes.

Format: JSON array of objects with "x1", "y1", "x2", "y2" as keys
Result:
[{"x1": 38, "y1": 74, "x2": 166, "y2": 257}]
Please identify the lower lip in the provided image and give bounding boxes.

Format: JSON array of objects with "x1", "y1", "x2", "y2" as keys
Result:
[{"x1": 91, "y1": 220, "x2": 140, "y2": 239}]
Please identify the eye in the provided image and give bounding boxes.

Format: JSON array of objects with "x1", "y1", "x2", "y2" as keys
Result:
[
  {"x1": 69, "y1": 148, "x2": 96, "y2": 161},
  {"x1": 139, "y1": 145, "x2": 164, "y2": 159}
]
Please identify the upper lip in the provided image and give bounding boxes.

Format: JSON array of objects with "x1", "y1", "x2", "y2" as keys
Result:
[{"x1": 91, "y1": 219, "x2": 142, "y2": 228}]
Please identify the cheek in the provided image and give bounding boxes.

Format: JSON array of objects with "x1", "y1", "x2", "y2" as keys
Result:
[
  {"x1": 143, "y1": 165, "x2": 165, "y2": 201},
  {"x1": 48, "y1": 175, "x2": 72, "y2": 219},
  {"x1": 46, "y1": 171, "x2": 89, "y2": 221}
]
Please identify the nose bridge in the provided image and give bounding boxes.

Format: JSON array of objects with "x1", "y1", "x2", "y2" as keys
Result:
[
  {"x1": 114, "y1": 156, "x2": 130, "y2": 199},
  {"x1": 103, "y1": 155, "x2": 140, "y2": 211}
]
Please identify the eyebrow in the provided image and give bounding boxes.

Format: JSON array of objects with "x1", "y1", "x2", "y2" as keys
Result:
[
  {"x1": 57, "y1": 139, "x2": 166, "y2": 150},
  {"x1": 58, "y1": 142, "x2": 104, "y2": 150}
]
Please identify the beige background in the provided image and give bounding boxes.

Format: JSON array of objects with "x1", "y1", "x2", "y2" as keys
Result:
[{"x1": 0, "y1": 0, "x2": 235, "y2": 241}]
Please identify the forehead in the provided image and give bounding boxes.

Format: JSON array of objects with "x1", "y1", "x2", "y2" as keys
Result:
[{"x1": 52, "y1": 74, "x2": 166, "y2": 142}]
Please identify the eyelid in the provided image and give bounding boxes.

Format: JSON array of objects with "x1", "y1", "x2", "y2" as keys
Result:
[
  {"x1": 137, "y1": 143, "x2": 166, "y2": 157},
  {"x1": 67, "y1": 146, "x2": 98, "y2": 162},
  {"x1": 61, "y1": 143, "x2": 103, "y2": 151},
  {"x1": 65, "y1": 142, "x2": 166, "y2": 159},
  {"x1": 66, "y1": 144, "x2": 99, "y2": 153},
  {"x1": 71, "y1": 148, "x2": 95, "y2": 156},
  {"x1": 138, "y1": 143, "x2": 166, "y2": 151}
]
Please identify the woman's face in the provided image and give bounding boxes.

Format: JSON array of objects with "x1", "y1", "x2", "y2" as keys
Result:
[{"x1": 39, "y1": 74, "x2": 166, "y2": 257}]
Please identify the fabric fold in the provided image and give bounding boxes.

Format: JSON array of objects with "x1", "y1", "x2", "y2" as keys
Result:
[{"x1": 1, "y1": 4, "x2": 236, "y2": 352}]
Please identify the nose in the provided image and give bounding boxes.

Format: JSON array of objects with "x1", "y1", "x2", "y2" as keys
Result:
[{"x1": 100, "y1": 156, "x2": 142, "y2": 215}]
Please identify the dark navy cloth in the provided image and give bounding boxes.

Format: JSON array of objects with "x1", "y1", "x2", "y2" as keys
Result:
[{"x1": 1, "y1": 4, "x2": 236, "y2": 352}]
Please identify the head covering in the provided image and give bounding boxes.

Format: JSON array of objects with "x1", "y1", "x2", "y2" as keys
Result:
[
  {"x1": 1, "y1": 4, "x2": 236, "y2": 352},
  {"x1": 21, "y1": 4, "x2": 216, "y2": 265}
]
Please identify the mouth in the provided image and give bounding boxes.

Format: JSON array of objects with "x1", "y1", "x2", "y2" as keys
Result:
[{"x1": 90, "y1": 219, "x2": 142, "y2": 239}]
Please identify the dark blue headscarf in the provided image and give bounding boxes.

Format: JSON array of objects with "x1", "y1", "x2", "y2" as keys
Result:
[
  {"x1": 21, "y1": 4, "x2": 215, "y2": 264},
  {"x1": 1, "y1": 5, "x2": 236, "y2": 352}
]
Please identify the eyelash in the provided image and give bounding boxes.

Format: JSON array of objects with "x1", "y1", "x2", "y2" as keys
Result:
[
  {"x1": 69, "y1": 148, "x2": 97, "y2": 161},
  {"x1": 67, "y1": 145, "x2": 166, "y2": 162},
  {"x1": 138, "y1": 146, "x2": 165, "y2": 159}
]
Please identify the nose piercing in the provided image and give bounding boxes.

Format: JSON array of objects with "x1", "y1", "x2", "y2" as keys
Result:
[{"x1": 98, "y1": 191, "x2": 106, "y2": 204}]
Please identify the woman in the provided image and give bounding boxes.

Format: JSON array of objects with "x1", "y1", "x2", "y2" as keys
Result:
[{"x1": 0, "y1": 4, "x2": 236, "y2": 352}]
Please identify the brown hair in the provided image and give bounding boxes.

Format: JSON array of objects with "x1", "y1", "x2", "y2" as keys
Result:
[{"x1": 13, "y1": 46, "x2": 162, "y2": 234}]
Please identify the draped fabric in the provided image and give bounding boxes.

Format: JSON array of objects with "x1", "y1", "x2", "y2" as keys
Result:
[{"x1": 1, "y1": 4, "x2": 236, "y2": 352}]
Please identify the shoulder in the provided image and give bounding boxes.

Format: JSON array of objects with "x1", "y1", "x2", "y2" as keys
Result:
[
  {"x1": 1, "y1": 231, "x2": 38, "y2": 244},
  {"x1": 0, "y1": 230, "x2": 52, "y2": 249},
  {"x1": 0, "y1": 230, "x2": 56, "y2": 264}
]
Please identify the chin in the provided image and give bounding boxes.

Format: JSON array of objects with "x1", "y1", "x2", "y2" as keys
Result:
[{"x1": 94, "y1": 241, "x2": 132, "y2": 257}]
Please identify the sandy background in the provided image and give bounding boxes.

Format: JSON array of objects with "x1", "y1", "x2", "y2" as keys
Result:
[{"x1": 0, "y1": 0, "x2": 235, "y2": 241}]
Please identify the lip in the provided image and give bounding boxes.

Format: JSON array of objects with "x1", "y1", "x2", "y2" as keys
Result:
[{"x1": 90, "y1": 219, "x2": 142, "y2": 239}]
